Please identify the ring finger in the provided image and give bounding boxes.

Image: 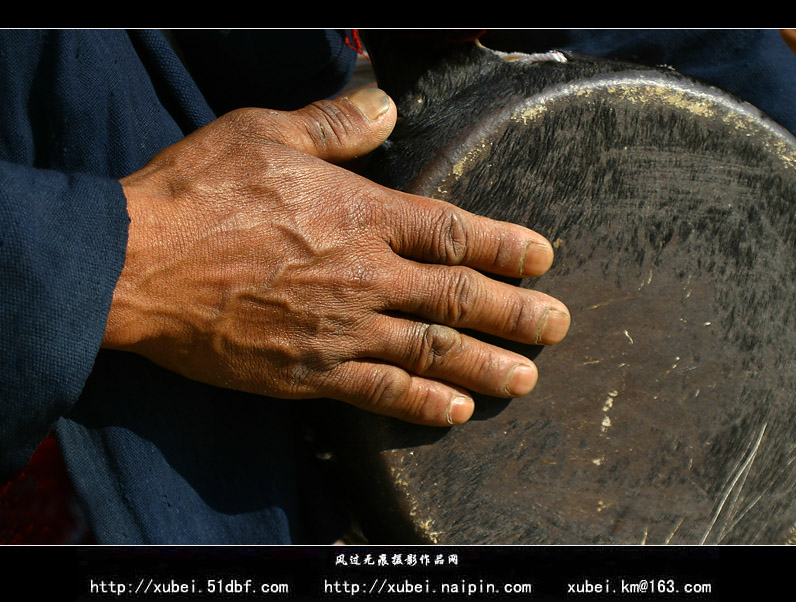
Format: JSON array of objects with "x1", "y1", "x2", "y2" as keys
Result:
[{"x1": 366, "y1": 313, "x2": 539, "y2": 399}]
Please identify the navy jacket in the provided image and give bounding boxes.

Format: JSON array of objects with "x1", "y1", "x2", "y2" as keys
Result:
[{"x1": 1, "y1": 29, "x2": 794, "y2": 544}]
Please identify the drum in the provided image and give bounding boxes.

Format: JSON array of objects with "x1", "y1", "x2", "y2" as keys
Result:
[{"x1": 325, "y1": 37, "x2": 796, "y2": 544}]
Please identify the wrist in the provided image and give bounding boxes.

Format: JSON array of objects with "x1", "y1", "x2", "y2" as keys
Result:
[{"x1": 102, "y1": 172, "x2": 166, "y2": 352}]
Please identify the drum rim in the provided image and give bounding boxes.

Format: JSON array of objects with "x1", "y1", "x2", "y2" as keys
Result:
[{"x1": 408, "y1": 69, "x2": 796, "y2": 199}]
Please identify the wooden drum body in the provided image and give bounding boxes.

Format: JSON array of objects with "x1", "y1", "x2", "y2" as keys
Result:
[{"x1": 331, "y1": 40, "x2": 796, "y2": 544}]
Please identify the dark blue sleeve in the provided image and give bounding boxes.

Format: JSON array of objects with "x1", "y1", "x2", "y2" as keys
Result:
[
  {"x1": 0, "y1": 29, "x2": 193, "y2": 478},
  {"x1": 0, "y1": 163, "x2": 129, "y2": 478}
]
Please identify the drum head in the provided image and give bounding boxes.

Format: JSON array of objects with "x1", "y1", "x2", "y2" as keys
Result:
[{"x1": 335, "y1": 61, "x2": 796, "y2": 544}]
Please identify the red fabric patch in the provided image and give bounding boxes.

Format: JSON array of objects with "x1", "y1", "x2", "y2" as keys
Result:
[{"x1": 0, "y1": 433, "x2": 95, "y2": 544}]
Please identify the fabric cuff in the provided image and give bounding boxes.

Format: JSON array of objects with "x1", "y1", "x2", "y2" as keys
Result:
[{"x1": 0, "y1": 161, "x2": 129, "y2": 477}]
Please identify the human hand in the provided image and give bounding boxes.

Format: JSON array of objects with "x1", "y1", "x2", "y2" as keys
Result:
[{"x1": 104, "y1": 88, "x2": 570, "y2": 426}]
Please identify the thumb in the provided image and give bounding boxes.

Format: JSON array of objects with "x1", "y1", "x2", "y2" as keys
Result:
[{"x1": 264, "y1": 88, "x2": 397, "y2": 163}]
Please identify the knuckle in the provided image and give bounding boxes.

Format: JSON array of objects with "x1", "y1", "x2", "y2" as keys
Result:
[
  {"x1": 492, "y1": 232, "x2": 516, "y2": 272},
  {"x1": 401, "y1": 387, "x2": 438, "y2": 423},
  {"x1": 341, "y1": 187, "x2": 388, "y2": 232},
  {"x1": 339, "y1": 252, "x2": 394, "y2": 304},
  {"x1": 415, "y1": 324, "x2": 461, "y2": 373},
  {"x1": 222, "y1": 107, "x2": 269, "y2": 136},
  {"x1": 431, "y1": 207, "x2": 468, "y2": 264},
  {"x1": 443, "y1": 268, "x2": 478, "y2": 324},
  {"x1": 283, "y1": 362, "x2": 315, "y2": 397},
  {"x1": 300, "y1": 100, "x2": 357, "y2": 153},
  {"x1": 504, "y1": 293, "x2": 535, "y2": 339},
  {"x1": 219, "y1": 108, "x2": 292, "y2": 154},
  {"x1": 364, "y1": 368, "x2": 411, "y2": 412},
  {"x1": 344, "y1": 260, "x2": 380, "y2": 292}
]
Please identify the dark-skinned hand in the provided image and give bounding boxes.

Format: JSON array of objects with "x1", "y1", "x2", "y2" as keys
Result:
[{"x1": 103, "y1": 88, "x2": 570, "y2": 426}]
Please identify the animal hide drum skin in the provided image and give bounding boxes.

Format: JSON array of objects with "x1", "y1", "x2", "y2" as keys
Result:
[{"x1": 321, "y1": 32, "x2": 796, "y2": 545}]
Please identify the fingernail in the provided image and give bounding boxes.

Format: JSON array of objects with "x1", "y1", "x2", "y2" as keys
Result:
[
  {"x1": 536, "y1": 308, "x2": 571, "y2": 345},
  {"x1": 446, "y1": 396, "x2": 474, "y2": 425},
  {"x1": 347, "y1": 88, "x2": 390, "y2": 121},
  {"x1": 504, "y1": 363, "x2": 537, "y2": 396},
  {"x1": 521, "y1": 240, "x2": 554, "y2": 276}
]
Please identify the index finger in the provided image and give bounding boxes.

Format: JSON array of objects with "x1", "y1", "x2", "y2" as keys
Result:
[{"x1": 383, "y1": 192, "x2": 554, "y2": 278}]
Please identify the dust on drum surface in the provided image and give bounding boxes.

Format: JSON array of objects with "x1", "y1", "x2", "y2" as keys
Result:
[{"x1": 329, "y1": 38, "x2": 796, "y2": 545}]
